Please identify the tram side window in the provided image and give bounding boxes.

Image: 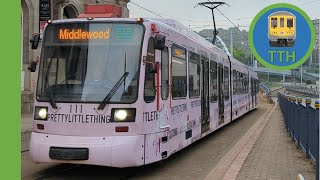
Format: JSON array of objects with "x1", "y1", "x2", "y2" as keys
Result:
[
  {"x1": 245, "y1": 75, "x2": 248, "y2": 93},
  {"x1": 210, "y1": 61, "x2": 218, "y2": 102},
  {"x1": 241, "y1": 73, "x2": 244, "y2": 94},
  {"x1": 189, "y1": 52, "x2": 200, "y2": 98},
  {"x1": 237, "y1": 71, "x2": 240, "y2": 94},
  {"x1": 224, "y1": 66, "x2": 229, "y2": 100},
  {"x1": 248, "y1": 76, "x2": 250, "y2": 93},
  {"x1": 233, "y1": 70, "x2": 237, "y2": 95},
  {"x1": 161, "y1": 47, "x2": 169, "y2": 100},
  {"x1": 239, "y1": 72, "x2": 242, "y2": 94},
  {"x1": 251, "y1": 78, "x2": 254, "y2": 94},
  {"x1": 144, "y1": 38, "x2": 156, "y2": 103},
  {"x1": 172, "y1": 45, "x2": 187, "y2": 99}
]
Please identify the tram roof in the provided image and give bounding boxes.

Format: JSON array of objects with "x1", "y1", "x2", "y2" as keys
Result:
[{"x1": 50, "y1": 17, "x2": 252, "y2": 71}]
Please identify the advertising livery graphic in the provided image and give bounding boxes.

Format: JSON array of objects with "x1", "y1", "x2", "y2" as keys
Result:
[{"x1": 249, "y1": 3, "x2": 316, "y2": 70}]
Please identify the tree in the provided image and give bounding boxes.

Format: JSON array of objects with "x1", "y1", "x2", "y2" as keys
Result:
[{"x1": 232, "y1": 46, "x2": 250, "y2": 64}]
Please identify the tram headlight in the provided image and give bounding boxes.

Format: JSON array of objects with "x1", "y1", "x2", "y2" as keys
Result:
[
  {"x1": 111, "y1": 108, "x2": 136, "y2": 122},
  {"x1": 34, "y1": 106, "x2": 48, "y2": 120}
]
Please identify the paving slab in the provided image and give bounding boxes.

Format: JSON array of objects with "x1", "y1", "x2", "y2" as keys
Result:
[{"x1": 236, "y1": 104, "x2": 316, "y2": 180}]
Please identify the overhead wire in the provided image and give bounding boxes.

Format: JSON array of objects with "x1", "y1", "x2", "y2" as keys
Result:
[
  {"x1": 299, "y1": 0, "x2": 320, "y2": 6},
  {"x1": 129, "y1": 1, "x2": 253, "y2": 24}
]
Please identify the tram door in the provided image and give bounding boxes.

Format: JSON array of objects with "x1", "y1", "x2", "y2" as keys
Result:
[
  {"x1": 201, "y1": 57, "x2": 210, "y2": 134},
  {"x1": 218, "y1": 64, "x2": 224, "y2": 125}
]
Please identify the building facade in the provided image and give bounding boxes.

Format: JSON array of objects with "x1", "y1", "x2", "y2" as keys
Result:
[{"x1": 21, "y1": 0, "x2": 130, "y2": 113}]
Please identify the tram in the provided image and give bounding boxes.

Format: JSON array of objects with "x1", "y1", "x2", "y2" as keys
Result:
[
  {"x1": 28, "y1": 17, "x2": 259, "y2": 167},
  {"x1": 268, "y1": 11, "x2": 296, "y2": 47}
]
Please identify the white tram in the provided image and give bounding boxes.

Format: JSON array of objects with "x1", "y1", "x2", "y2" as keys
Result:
[{"x1": 29, "y1": 17, "x2": 259, "y2": 167}]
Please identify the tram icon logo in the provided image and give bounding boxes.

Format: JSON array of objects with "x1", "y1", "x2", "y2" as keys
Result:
[
  {"x1": 249, "y1": 3, "x2": 316, "y2": 70},
  {"x1": 268, "y1": 11, "x2": 296, "y2": 47}
]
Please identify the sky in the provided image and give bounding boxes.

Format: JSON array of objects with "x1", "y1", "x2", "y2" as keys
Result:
[{"x1": 128, "y1": 0, "x2": 320, "y2": 31}]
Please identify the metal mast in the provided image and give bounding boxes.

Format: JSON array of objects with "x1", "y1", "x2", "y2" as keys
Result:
[{"x1": 197, "y1": 1, "x2": 229, "y2": 45}]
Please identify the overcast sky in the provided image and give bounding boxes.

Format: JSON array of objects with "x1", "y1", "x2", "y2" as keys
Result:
[{"x1": 128, "y1": 0, "x2": 320, "y2": 31}]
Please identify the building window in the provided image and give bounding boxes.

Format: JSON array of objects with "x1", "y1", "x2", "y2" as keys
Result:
[
  {"x1": 161, "y1": 47, "x2": 169, "y2": 100},
  {"x1": 172, "y1": 45, "x2": 187, "y2": 99},
  {"x1": 144, "y1": 38, "x2": 156, "y2": 103},
  {"x1": 189, "y1": 52, "x2": 200, "y2": 98}
]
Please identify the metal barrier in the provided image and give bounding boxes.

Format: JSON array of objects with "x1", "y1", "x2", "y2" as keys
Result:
[
  {"x1": 278, "y1": 94, "x2": 319, "y2": 180},
  {"x1": 285, "y1": 85, "x2": 319, "y2": 98},
  {"x1": 260, "y1": 83, "x2": 273, "y2": 104}
]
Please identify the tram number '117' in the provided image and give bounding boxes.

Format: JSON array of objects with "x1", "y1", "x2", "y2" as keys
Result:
[{"x1": 268, "y1": 50, "x2": 296, "y2": 63}]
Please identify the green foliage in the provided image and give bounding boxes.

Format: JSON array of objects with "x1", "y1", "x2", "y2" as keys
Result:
[{"x1": 232, "y1": 46, "x2": 251, "y2": 64}]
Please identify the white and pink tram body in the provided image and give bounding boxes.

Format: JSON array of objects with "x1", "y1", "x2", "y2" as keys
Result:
[{"x1": 29, "y1": 17, "x2": 259, "y2": 167}]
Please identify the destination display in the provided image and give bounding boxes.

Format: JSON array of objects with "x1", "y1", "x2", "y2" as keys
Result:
[
  {"x1": 59, "y1": 29, "x2": 111, "y2": 40},
  {"x1": 43, "y1": 23, "x2": 139, "y2": 45}
]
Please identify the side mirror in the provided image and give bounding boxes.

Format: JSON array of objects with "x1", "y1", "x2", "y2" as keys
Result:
[
  {"x1": 150, "y1": 63, "x2": 159, "y2": 74},
  {"x1": 154, "y1": 34, "x2": 166, "y2": 50},
  {"x1": 28, "y1": 61, "x2": 38, "y2": 72},
  {"x1": 30, "y1": 33, "x2": 41, "y2": 49}
]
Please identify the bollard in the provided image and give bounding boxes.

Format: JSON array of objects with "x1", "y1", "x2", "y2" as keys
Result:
[
  {"x1": 315, "y1": 100, "x2": 320, "y2": 109},
  {"x1": 296, "y1": 97, "x2": 302, "y2": 104},
  {"x1": 305, "y1": 97, "x2": 312, "y2": 105}
]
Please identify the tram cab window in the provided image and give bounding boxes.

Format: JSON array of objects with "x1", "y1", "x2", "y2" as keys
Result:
[
  {"x1": 280, "y1": 18, "x2": 284, "y2": 28},
  {"x1": 144, "y1": 38, "x2": 156, "y2": 103},
  {"x1": 210, "y1": 61, "x2": 218, "y2": 102},
  {"x1": 36, "y1": 23, "x2": 143, "y2": 103},
  {"x1": 224, "y1": 66, "x2": 229, "y2": 100},
  {"x1": 172, "y1": 45, "x2": 187, "y2": 99},
  {"x1": 189, "y1": 52, "x2": 200, "y2": 98},
  {"x1": 161, "y1": 47, "x2": 169, "y2": 100}
]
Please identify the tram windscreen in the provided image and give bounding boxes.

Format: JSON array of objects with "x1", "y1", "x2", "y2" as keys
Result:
[{"x1": 36, "y1": 22, "x2": 144, "y2": 103}]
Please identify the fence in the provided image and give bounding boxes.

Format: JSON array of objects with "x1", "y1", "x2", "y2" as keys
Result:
[
  {"x1": 285, "y1": 85, "x2": 319, "y2": 98},
  {"x1": 278, "y1": 94, "x2": 319, "y2": 180}
]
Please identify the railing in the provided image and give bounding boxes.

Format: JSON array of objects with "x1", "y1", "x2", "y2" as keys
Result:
[
  {"x1": 285, "y1": 85, "x2": 319, "y2": 97},
  {"x1": 259, "y1": 83, "x2": 273, "y2": 103},
  {"x1": 278, "y1": 94, "x2": 319, "y2": 180}
]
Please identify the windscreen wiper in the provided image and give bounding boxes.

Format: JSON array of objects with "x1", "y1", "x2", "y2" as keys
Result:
[
  {"x1": 97, "y1": 72, "x2": 129, "y2": 110},
  {"x1": 45, "y1": 58, "x2": 58, "y2": 109}
]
